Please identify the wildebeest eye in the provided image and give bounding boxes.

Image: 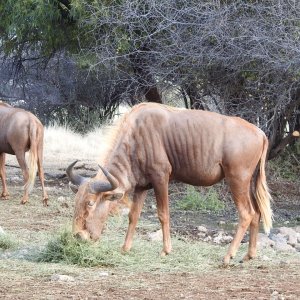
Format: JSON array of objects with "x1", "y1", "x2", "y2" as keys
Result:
[{"x1": 87, "y1": 200, "x2": 95, "y2": 207}]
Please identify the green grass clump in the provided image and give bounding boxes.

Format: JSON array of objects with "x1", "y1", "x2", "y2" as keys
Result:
[
  {"x1": 0, "y1": 233, "x2": 17, "y2": 250},
  {"x1": 37, "y1": 229, "x2": 118, "y2": 267},
  {"x1": 36, "y1": 225, "x2": 227, "y2": 271},
  {"x1": 176, "y1": 186, "x2": 225, "y2": 212}
]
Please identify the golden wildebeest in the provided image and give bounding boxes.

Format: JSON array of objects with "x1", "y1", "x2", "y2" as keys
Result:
[
  {"x1": 67, "y1": 103, "x2": 272, "y2": 265},
  {"x1": 0, "y1": 101, "x2": 48, "y2": 205}
]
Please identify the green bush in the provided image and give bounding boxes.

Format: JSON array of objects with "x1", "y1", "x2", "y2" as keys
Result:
[
  {"x1": 0, "y1": 233, "x2": 17, "y2": 250},
  {"x1": 269, "y1": 140, "x2": 300, "y2": 181},
  {"x1": 176, "y1": 186, "x2": 225, "y2": 212}
]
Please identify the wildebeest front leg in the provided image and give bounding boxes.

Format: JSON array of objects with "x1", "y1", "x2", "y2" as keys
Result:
[
  {"x1": 37, "y1": 155, "x2": 48, "y2": 206},
  {"x1": 122, "y1": 189, "x2": 147, "y2": 253},
  {"x1": 15, "y1": 151, "x2": 29, "y2": 204},
  {"x1": 153, "y1": 177, "x2": 172, "y2": 256},
  {"x1": 0, "y1": 153, "x2": 9, "y2": 199}
]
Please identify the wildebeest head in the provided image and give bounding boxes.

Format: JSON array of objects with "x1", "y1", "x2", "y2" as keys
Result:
[{"x1": 66, "y1": 161, "x2": 124, "y2": 241}]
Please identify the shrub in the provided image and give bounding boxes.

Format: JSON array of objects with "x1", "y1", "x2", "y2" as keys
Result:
[
  {"x1": 268, "y1": 140, "x2": 300, "y2": 181},
  {"x1": 176, "y1": 186, "x2": 225, "y2": 212},
  {"x1": 0, "y1": 233, "x2": 17, "y2": 250}
]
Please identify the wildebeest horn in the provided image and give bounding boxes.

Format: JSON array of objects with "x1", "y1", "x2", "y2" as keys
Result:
[
  {"x1": 89, "y1": 165, "x2": 119, "y2": 194},
  {"x1": 66, "y1": 160, "x2": 89, "y2": 186}
]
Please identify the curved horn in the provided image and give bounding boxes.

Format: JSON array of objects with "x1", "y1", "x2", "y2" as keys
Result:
[
  {"x1": 89, "y1": 165, "x2": 119, "y2": 194},
  {"x1": 66, "y1": 160, "x2": 89, "y2": 186}
]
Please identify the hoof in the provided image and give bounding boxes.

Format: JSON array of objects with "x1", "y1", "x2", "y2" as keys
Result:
[
  {"x1": 121, "y1": 246, "x2": 131, "y2": 254},
  {"x1": 223, "y1": 254, "x2": 234, "y2": 266},
  {"x1": 240, "y1": 254, "x2": 255, "y2": 263},
  {"x1": 43, "y1": 198, "x2": 49, "y2": 207},
  {"x1": 160, "y1": 249, "x2": 171, "y2": 257},
  {"x1": 1, "y1": 192, "x2": 9, "y2": 200}
]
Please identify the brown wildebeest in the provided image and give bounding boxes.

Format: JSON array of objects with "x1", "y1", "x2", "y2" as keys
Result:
[
  {"x1": 67, "y1": 103, "x2": 272, "y2": 265},
  {"x1": 0, "y1": 101, "x2": 48, "y2": 205}
]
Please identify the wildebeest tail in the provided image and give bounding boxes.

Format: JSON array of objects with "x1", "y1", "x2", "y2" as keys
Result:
[
  {"x1": 255, "y1": 136, "x2": 273, "y2": 234},
  {"x1": 24, "y1": 123, "x2": 39, "y2": 192}
]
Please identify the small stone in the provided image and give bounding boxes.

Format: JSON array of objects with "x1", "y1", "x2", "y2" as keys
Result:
[
  {"x1": 197, "y1": 232, "x2": 206, "y2": 238},
  {"x1": 213, "y1": 232, "x2": 223, "y2": 244},
  {"x1": 218, "y1": 221, "x2": 226, "y2": 225},
  {"x1": 50, "y1": 274, "x2": 75, "y2": 282},
  {"x1": 203, "y1": 236, "x2": 212, "y2": 242},
  {"x1": 98, "y1": 271, "x2": 109, "y2": 277},
  {"x1": 147, "y1": 229, "x2": 163, "y2": 242},
  {"x1": 197, "y1": 226, "x2": 208, "y2": 233},
  {"x1": 57, "y1": 196, "x2": 65, "y2": 202},
  {"x1": 222, "y1": 235, "x2": 233, "y2": 244},
  {"x1": 261, "y1": 255, "x2": 271, "y2": 261},
  {"x1": 0, "y1": 226, "x2": 5, "y2": 235}
]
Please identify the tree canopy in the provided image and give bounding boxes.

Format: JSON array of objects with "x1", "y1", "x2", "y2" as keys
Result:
[{"x1": 0, "y1": 0, "x2": 299, "y2": 157}]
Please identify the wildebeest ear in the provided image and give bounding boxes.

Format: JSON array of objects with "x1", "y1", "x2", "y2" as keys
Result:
[
  {"x1": 104, "y1": 192, "x2": 124, "y2": 201},
  {"x1": 69, "y1": 182, "x2": 79, "y2": 194}
]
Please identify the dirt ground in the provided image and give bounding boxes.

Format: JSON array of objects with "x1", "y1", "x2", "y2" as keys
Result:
[{"x1": 0, "y1": 161, "x2": 300, "y2": 300}]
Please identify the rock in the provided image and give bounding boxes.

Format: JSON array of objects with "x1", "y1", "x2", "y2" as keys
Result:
[
  {"x1": 197, "y1": 232, "x2": 206, "y2": 238},
  {"x1": 213, "y1": 232, "x2": 223, "y2": 244},
  {"x1": 222, "y1": 235, "x2": 233, "y2": 244},
  {"x1": 295, "y1": 244, "x2": 300, "y2": 252},
  {"x1": 197, "y1": 226, "x2": 208, "y2": 233},
  {"x1": 218, "y1": 221, "x2": 226, "y2": 225},
  {"x1": 203, "y1": 236, "x2": 212, "y2": 242},
  {"x1": 57, "y1": 196, "x2": 65, "y2": 202},
  {"x1": 271, "y1": 290, "x2": 285, "y2": 300},
  {"x1": 50, "y1": 274, "x2": 75, "y2": 282},
  {"x1": 120, "y1": 207, "x2": 130, "y2": 216},
  {"x1": 294, "y1": 226, "x2": 300, "y2": 233},
  {"x1": 98, "y1": 271, "x2": 109, "y2": 277},
  {"x1": 278, "y1": 227, "x2": 298, "y2": 247},
  {"x1": 258, "y1": 233, "x2": 275, "y2": 249},
  {"x1": 147, "y1": 229, "x2": 163, "y2": 242},
  {"x1": 270, "y1": 234, "x2": 296, "y2": 252}
]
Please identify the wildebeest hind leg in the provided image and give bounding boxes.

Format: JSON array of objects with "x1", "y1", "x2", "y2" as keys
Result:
[
  {"x1": 37, "y1": 152, "x2": 48, "y2": 206},
  {"x1": 15, "y1": 151, "x2": 29, "y2": 204},
  {"x1": 122, "y1": 189, "x2": 147, "y2": 253},
  {"x1": 242, "y1": 211, "x2": 260, "y2": 262},
  {"x1": 0, "y1": 153, "x2": 9, "y2": 199},
  {"x1": 224, "y1": 180, "x2": 255, "y2": 265}
]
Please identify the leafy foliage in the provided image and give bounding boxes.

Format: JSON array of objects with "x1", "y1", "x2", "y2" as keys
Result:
[
  {"x1": 268, "y1": 140, "x2": 300, "y2": 181},
  {"x1": 0, "y1": 0, "x2": 299, "y2": 157},
  {"x1": 176, "y1": 186, "x2": 225, "y2": 213},
  {"x1": 0, "y1": 233, "x2": 17, "y2": 250}
]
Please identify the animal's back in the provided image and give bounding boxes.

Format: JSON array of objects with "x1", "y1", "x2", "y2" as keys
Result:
[
  {"x1": 126, "y1": 103, "x2": 265, "y2": 186},
  {"x1": 0, "y1": 104, "x2": 42, "y2": 155}
]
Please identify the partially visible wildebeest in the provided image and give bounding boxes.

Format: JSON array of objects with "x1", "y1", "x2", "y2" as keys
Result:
[
  {"x1": 0, "y1": 101, "x2": 48, "y2": 205},
  {"x1": 67, "y1": 103, "x2": 272, "y2": 265}
]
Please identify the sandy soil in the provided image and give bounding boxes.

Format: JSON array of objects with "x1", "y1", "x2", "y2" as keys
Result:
[{"x1": 0, "y1": 158, "x2": 299, "y2": 300}]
